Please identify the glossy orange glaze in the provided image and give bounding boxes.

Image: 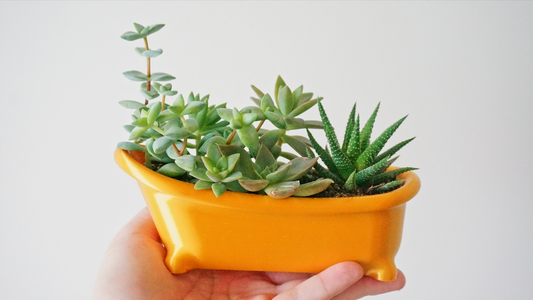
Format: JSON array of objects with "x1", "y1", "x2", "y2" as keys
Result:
[{"x1": 115, "y1": 148, "x2": 421, "y2": 281}]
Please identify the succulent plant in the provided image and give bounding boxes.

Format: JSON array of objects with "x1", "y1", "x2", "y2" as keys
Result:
[
  {"x1": 117, "y1": 23, "x2": 333, "y2": 198},
  {"x1": 306, "y1": 100, "x2": 417, "y2": 195}
]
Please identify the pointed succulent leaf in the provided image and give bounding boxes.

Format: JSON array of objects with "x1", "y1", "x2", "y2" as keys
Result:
[
  {"x1": 119, "y1": 100, "x2": 145, "y2": 109},
  {"x1": 230, "y1": 119, "x2": 242, "y2": 129},
  {"x1": 206, "y1": 171, "x2": 222, "y2": 182},
  {"x1": 164, "y1": 127, "x2": 190, "y2": 140},
  {"x1": 278, "y1": 85, "x2": 294, "y2": 116},
  {"x1": 216, "y1": 156, "x2": 228, "y2": 171},
  {"x1": 221, "y1": 172, "x2": 242, "y2": 183},
  {"x1": 355, "y1": 156, "x2": 390, "y2": 186},
  {"x1": 227, "y1": 153, "x2": 240, "y2": 172},
  {"x1": 187, "y1": 169, "x2": 209, "y2": 181},
  {"x1": 306, "y1": 129, "x2": 340, "y2": 176},
  {"x1": 211, "y1": 182, "x2": 227, "y2": 197},
  {"x1": 153, "y1": 136, "x2": 173, "y2": 154},
  {"x1": 285, "y1": 117, "x2": 305, "y2": 129},
  {"x1": 255, "y1": 144, "x2": 276, "y2": 170},
  {"x1": 374, "y1": 137, "x2": 416, "y2": 163},
  {"x1": 282, "y1": 134, "x2": 308, "y2": 157},
  {"x1": 147, "y1": 102, "x2": 161, "y2": 125},
  {"x1": 287, "y1": 99, "x2": 318, "y2": 118},
  {"x1": 157, "y1": 163, "x2": 186, "y2": 177},
  {"x1": 132, "y1": 117, "x2": 148, "y2": 127},
  {"x1": 133, "y1": 23, "x2": 145, "y2": 33},
  {"x1": 283, "y1": 157, "x2": 318, "y2": 181},
  {"x1": 143, "y1": 24, "x2": 165, "y2": 36},
  {"x1": 265, "y1": 163, "x2": 291, "y2": 184},
  {"x1": 149, "y1": 72, "x2": 175, "y2": 82},
  {"x1": 303, "y1": 120, "x2": 323, "y2": 129},
  {"x1": 264, "y1": 110, "x2": 286, "y2": 129},
  {"x1": 123, "y1": 70, "x2": 149, "y2": 81},
  {"x1": 270, "y1": 145, "x2": 282, "y2": 159},
  {"x1": 168, "y1": 105, "x2": 184, "y2": 115},
  {"x1": 372, "y1": 180, "x2": 404, "y2": 194},
  {"x1": 264, "y1": 181, "x2": 300, "y2": 199},
  {"x1": 259, "y1": 129, "x2": 285, "y2": 150},
  {"x1": 175, "y1": 155, "x2": 196, "y2": 172},
  {"x1": 195, "y1": 180, "x2": 213, "y2": 190},
  {"x1": 292, "y1": 85, "x2": 303, "y2": 110},
  {"x1": 251, "y1": 85, "x2": 265, "y2": 99},
  {"x1": 121, "y1": 31, "x2": 142, "y2": 41},
  {"x1": 238, "y1": 179, "x2": 270, "y2": 192},
  {"x1": 360, "y1": 102, "x2": 380, "y2": 151},
  {"x1": 219, "y1": 145, "x2": 260, "y2": 179},
  {"x1": 317, "y1": 99, "x2": 354, "y2": 179},
  {"x1": 342, "y1": 103, "x2": 357, "y2": 153},
  {"x1": 274, "y1": 75, "x2": 287, "y2": 104},
  {"x1": 368, "y1": 167, "x2": 418, "y2": 187},
  {"x1": 260, "y1": 94, "x2": 276, "y2": 112},
  {"x1": 152, "y1": 82, "x2": 163, "y2": 93},
  {"x1": 173, "y1": 94, "x2": 185, "y2": 107},
  {"x1": 346, "y1": 114, "x2": 361, "y2": 161},
  {"x1": 198, "y1": 136, "x2": 226, "y2": 154},
  {"x1": 129, "y1": 126, "x2": 148, "y2": 140},
  {"x1": 293, "y1": 178, "x2": 333, "y2": 197},
  {"x1": 237, "y1": 125, "x2": 260, "y2": 157},
  {"x1": 299, "y1": 93, "x2": 314, "y2": 105},
  {"x1": 250, "y1": 97, "x2": 261, "y2": 107},
  {"x1": 182, "y1": 101, "x2": 207, "y2": 115},
  {"x1": 117, "y1": 142, "x2": 145, "y2": 152},
  {"x1": 259, "y1": 166, "x2": 271, "y2": 178},
  {"x1": 225, "y1": 181, "x2": 248, "y2": 192},
  {"x1": 280, "y1": 151, "x2": 298, "y2": 160},
  {"x1": 355, "y1": 115, "x2": 408, "y2": 171}
]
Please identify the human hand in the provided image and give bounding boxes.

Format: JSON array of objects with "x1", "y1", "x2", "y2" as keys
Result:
[{"x1": 93, "y1": 207, "x2": 405, "y2": 299}]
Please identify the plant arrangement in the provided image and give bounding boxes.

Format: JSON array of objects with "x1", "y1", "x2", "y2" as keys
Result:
[{"x1": 117, "y1": 22, "x2": 416, "y2": 199}]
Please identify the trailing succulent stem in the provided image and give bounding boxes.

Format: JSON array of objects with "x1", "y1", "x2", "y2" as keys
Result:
[
  {"x1": 307, "y1": 100, "x2": 417, "y2": 195},
  {"x1": 117, "y1": 23, "x2": 333, "y2": 198}
]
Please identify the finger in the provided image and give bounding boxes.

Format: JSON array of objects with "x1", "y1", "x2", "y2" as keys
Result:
[
  {"x1": 274, "y1": 262, "x2": 364, "y2": 300},
  {"x1": 266, "y1": 271, "x2": 313, "y2": 285},
  {"x1": 115, "y1": 207, "x2": 161, "y2": 243},
  {"x1": 332, "y1": 270, "x2": 406, "y2": 300}
]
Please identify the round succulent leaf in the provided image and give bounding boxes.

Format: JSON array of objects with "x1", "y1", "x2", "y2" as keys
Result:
[
  {"x1": 140, "y1": 89, "x2": 160, "y2": 100},
  {"x1": 165, "y1": 141, "x2": 183, "y2": 159},
  {"x1": 134, "y1": 47, "x2": 146, "y2": 56},
  {"x1": 293, "y1": 178, "x2": 334, "y2": 197},
  {"x1": 238, "y1": 179, "x2": 269, "y2": 192},
  {"x1": 153, "y1": 136, "x2": 173, "y2": 154},
  {"x1": 216, "y1": 108, "x2": 234, "y2": 122},
  {"x1": 119, "y1": 100, "x2": 145, "y2": 109},
  {"x1": 218, "y1": 145, "x2": 260, "y2": 180},
  {"x1": 152, "y1": 82, "x2": 163, "y2": 93},
  {"x1": 157, "y1": 163, "x2": 186, "y2": 177},
  {"x1": 123, "y1": 70, "x2": 149, "y2": 81},
  {"x1": 278, "y1": 86, "x2": 294, "y2": 116},
  {"x1": 265, "y1": 162, "x2": 291, "y2": 184},
  {"x1": 164, "y1": 127, "x2": 190, "y2": 140},
  {"x1": 194, "y1": 180, "x2": 213, "y2": 190},
  {"x1": 198, "y1": 136, "x2": 226, "y2": 154},
  {"x1": 236, "y1": 125, "x2": 260, "y2": 157},
  {"x1": 241, "y1": 106, "x2": 265, "y2": 120},
  {"x1": 141, "y1": 49, "x2": 163, "y2": 58},
  {"x1": 264, "y1": 181, "x2": 300, "y2": 199},
  {"x1": 117, "y1": 141, "x2": 145, "y2": 152},
  {"x1": 123, "y1": 125, "x2": 134, "y2": 133},
  {"x1": 182, "y1": 101, "x2": 207, "y2": 115},
  {"x1": 232, "y1": 108, "x2": 242, "y2": 122},
  {"x1": 229, "y1": 119, "x2": 242, "y2": 129},
  {"x1": 284, "y1": 157, "x2": 318, "y2": 181},
  {"x1": 149, "y1": 72, "x2": 175, "y2": 82},
  {"x1": 120, "y1": 31, "x2": 142, "y2": 41},
  {"x1": 184, "y1": 118, "x2": 199, "y2": 133},
  {"x1": 242, "y1": 113, "x2": 257, "y2": 126},
  {"x1": 225, "y1": 181, "x2": 248, "y2": 193},
  {"x1": 211, "y1": 182, "x2": 227, "y2": 197},
  {"x1": 175, "y1": 155, "x2": 197, "y2": 172},
  {"x1": 221, "y1": 171, "x2": 242, "y2": 183}
]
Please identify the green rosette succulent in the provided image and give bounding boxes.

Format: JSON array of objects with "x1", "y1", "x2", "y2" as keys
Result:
[
  {"x1": 219, "y1": 144, "x2": 333, "y2": 199},
  {"x1": 307, "y1": 100, "x2": 417, "y2": 195}
]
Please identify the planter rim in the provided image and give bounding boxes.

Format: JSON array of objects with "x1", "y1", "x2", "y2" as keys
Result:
[{"x1": 115, "y1": 148, "x2": 421, "y2": 214}]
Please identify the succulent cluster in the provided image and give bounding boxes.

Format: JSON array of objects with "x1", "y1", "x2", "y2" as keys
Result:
[
  {"x1": 117, "y1": 23, "x2": 416, "y2": 198},
  {"x1": 306, "y1": 101, "x2": 417, "y2": 195}
]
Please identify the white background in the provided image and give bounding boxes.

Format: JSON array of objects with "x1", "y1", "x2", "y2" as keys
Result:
[{"x1": 1, "y1": 2, "x2": 532, "y2": 299}]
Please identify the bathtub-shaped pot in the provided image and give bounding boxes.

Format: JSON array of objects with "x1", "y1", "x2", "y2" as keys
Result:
[{"x1": 115, "y1": 148, "x2": 421, "y2": 281}]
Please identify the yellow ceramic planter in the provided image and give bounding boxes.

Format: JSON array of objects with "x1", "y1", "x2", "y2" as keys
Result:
[{"x1": 115, "y1": 148, "x2": 420, "y2": 281}]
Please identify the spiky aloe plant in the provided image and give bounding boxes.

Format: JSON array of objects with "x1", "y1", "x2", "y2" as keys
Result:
[
  {"x1": 307, "y1": 100, "x2": 417, "y2": 195},
  {"x1": 117, "y1": 23, "x2": 333, "y2": 198}
]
